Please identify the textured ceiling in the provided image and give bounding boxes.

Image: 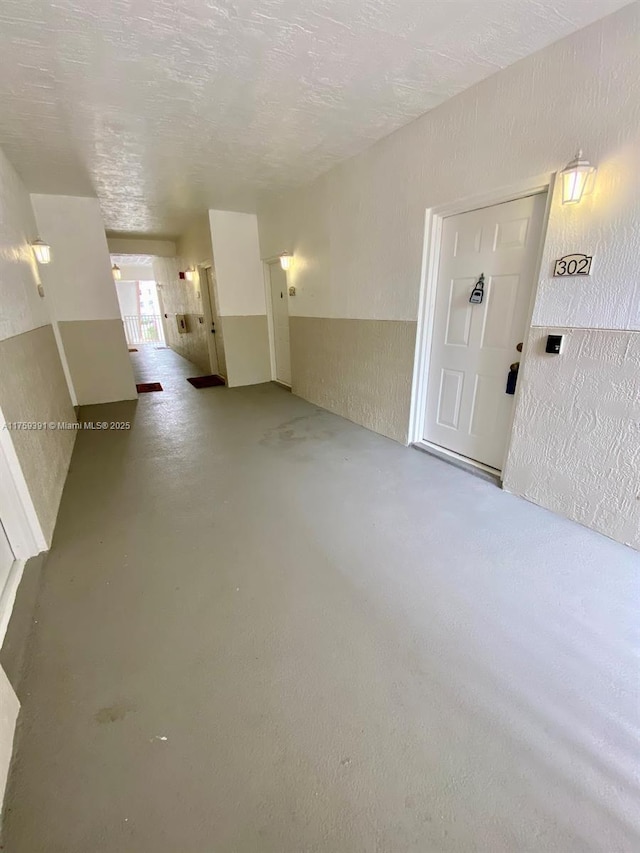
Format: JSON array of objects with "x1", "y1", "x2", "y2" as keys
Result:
[
  {"x1": 110, "y1": 254, "x2": 154, "y2": 266},
  {"x1": 0, "y1": 0, "x2": 631, "y2": 236}
]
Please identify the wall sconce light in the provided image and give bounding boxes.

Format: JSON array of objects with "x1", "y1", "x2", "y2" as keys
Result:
[
  {"x1": 279, "y1": 252, "x2": 293, "y2": 271},
  {"x1": 31, "y1": 238, "x2": 51, "y2": 264},
  {"x1": 561, "y1": 149, "x2": 597, "y2": 205},
  {"x1": 185, "y1": 268, "x2": 195, "y2": 282},
  {"x1": 112, "y1": 264, "x2": 122, "y2": 280}
]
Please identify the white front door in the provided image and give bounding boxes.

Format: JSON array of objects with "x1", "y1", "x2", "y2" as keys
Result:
[
  {"x1": 423, "y1": 192, "x2": 547, "y2": 471},
  {"x1": 268, "y1": 263, "x2": 291, "y2": 386}
]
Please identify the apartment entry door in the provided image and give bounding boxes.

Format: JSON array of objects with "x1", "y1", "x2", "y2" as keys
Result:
[
  {"x1": 423, "y1": 192, "x2": 546, "y2": 471},
  {"x1": 268, "y1": 262, "x2": 291, "y2": 386}
]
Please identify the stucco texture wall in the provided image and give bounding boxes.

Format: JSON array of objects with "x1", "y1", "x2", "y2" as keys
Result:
[
  {"x1": 209, "y1": 210, "x2": 271, "y2": 386},
  {"x1": 153, "y1": 256, "x2": 210, "y2": 374},
  {"x1": 0, "y1": 152, "x2": 48, "y2": 342},
  {"x1": 504, "y1": 327, "x2": 640, "y2": 547},
  {"x1": 257, "y1": 5, "x2": 640, "y2": 546},
  {"x1": 31, "y1": 194, "x2": 136, "y2": 404},
  {"x1": 0, "y1": 326, "x2": 76, "y2": 541},
  {"x1": 0, "y1": 148, "x2": 76, "y2": 547},
  {"x1": 258, "y1": 5, "x2": 639, "y2": 326},
  {"x1": 290, "y1": 318, "x2": 416, "y2": 443}
]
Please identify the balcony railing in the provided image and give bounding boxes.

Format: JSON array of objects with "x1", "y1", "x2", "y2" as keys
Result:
[{"x1": 123, "y1": 314, "x2": 165, "y2": 346}]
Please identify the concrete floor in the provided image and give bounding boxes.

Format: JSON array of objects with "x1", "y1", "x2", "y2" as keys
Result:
[{"x1": 2, "y1": 346, "x2": 639, "y2": 852}]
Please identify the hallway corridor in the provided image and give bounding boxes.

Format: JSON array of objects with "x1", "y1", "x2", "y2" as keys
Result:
[{"x1": 2, "y1": 347, "x2": 638, "y2": 852}]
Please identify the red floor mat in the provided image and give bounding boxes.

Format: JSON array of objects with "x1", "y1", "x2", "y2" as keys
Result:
[
  {"x1": 187, "y1": 375, "x2": 225, "y2": 389},
  {"x1": 136, "y1": 382, "x2": 163, "y2": 393}
]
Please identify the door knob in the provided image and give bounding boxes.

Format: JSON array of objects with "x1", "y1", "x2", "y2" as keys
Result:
[{"x1": 516, "y1": 341, "x2": 523, "y2": 353}]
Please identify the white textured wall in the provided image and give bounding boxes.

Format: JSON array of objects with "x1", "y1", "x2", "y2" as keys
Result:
[
  {"x1": 504, "y1": 327, "x2": 640, "y2": 547},
  {"x1": 31, "y1": 195, "x2": 121, "y2": 322},
  {"x1": 0, "y1": 149, "x2": 48, "y2": 342},
  {"x1": 209, "y1": 211, "x2": 267, "y2": 316},
  {"x1": 0, "y1": 150, "x2": 75, "y2": 546},
  {"x1": 0, "y1": 664, "x2": 19, "y2": 812},
  {"x1": 207, "y1": 211, "x2": 271, "y2": 385},
  {"x1": 257, "y1": 5, "x2": 640, "y2": 546},
  {"x1": 258, "y1": 5, "x2": 639, "y2": 326},
  {"x1": 114, "y1": 281, "x2": 139, "y2": 317},
  {"x1": 177, "y1": 216, "x2": 213, "y2": 269},
  {"x1": 153, "y1": 258, "x2": 180, "y2": 305},
  {"x1": 31, "y1": 194, "x2": 136, "y2": 404},
  {"x1": 152, "y1": 255, "x2": 210, "y2": 371},
  {"x1": 0, "y1": 149, "x2": 76, "y2": 811},
  {"x1": 534, "y1": 153, "x2": 640, "y2": 331}
]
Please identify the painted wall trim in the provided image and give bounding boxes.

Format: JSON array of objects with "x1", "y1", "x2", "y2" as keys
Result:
[
  {"x1": 408, "y1": 173, "x2": 554, "y2": 454},
  {"x1": 50, "y1": 319, "x2": 78, "y2": 406}
]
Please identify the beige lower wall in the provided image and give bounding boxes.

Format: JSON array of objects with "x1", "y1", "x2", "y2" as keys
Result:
[
  {"x1": 504, "y1": 327, "x2": 640, "y2": 549},
  {"x1": 0, "y1": 325, "x2": 76, "y2": 544},
  {"x1": 212, "y1": 316, "x2": 228, "y2": 379},
  {"x1": 290, "y1": 317, "x2": 416, "y2": 444},
  {"x1": 153, "y1": 255, "x2": 211, "y2": 374},
  {"x1": 0, "y1": 664, "x2": 19, "y2": 812},
  {"x1": 221, "y1": 315, "x2": 271, "y2": 387},
  {"x1": 163, "y1": 312, "x2": 210, "y2": 374},
  {"x1": 59, "y1": 319, "x2": 137, "y2": 405}
]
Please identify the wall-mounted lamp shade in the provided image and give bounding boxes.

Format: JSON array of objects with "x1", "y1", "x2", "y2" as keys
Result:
[
  {"x1": 280, "y1": 252, "x2": 293, "y2": 271},
  {"x1": 185, "y1": 268, "x2": 195, "y2": 282},
  {"x1": 112, "y1": 264, "x2": 122, "y2": 280},
  {"x1": 32, "y1": 239, "x2": 51, "y2": 264},
  {"x1": 561, "y1": 150, "x2": 597, "y2": 205}
]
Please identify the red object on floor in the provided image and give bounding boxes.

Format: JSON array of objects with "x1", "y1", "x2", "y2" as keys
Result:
[
  {"x1": 128, "y1": 348, "x2": 138, "y2": 352},
  {"x1": 136, "y1": 382, "x2": 163, "y2": 393},
  {"x1": 187, "y1": 375, "x2": 225, "y2": 389}
]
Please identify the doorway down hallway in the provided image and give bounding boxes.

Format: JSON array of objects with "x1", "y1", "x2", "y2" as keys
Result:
[{"x1": 2, "y1": 348, "x2": 638, "y2": 852}]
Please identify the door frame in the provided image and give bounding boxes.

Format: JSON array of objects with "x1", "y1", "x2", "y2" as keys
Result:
[
  {"x1": 262, "y1": 257, "x2": 291, "y2": 387},
  {"x1": 0, "y1": 408, "x2": 46, "y2": 558},
  {"x1": 408, "y1": 173, "x2": 555, "y2": 474},
  {"x1": 197, "y1": 261, "x2": 224, "y2": 377},
  {"x1": 0, "y1": 405, "x2": 48, "y2": 645}
]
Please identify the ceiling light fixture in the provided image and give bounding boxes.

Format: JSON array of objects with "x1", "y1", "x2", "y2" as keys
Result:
[
  {"x1": 31, "y1": 238, "x2": 51, "y2": 264},
  {"x1": 112, "y1": 264, "x2": 122, "y2": 280},
  {"x1": 279, "y1": 252, "x2": 293, "y2": 271},
  {"x1": 560, "y1": 149, "x2": 597, "y2": 205}
]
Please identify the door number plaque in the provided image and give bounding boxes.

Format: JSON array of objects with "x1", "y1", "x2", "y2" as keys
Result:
[{"x1": 553, "y1": 254, "x2": 593, "y2": 277}]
